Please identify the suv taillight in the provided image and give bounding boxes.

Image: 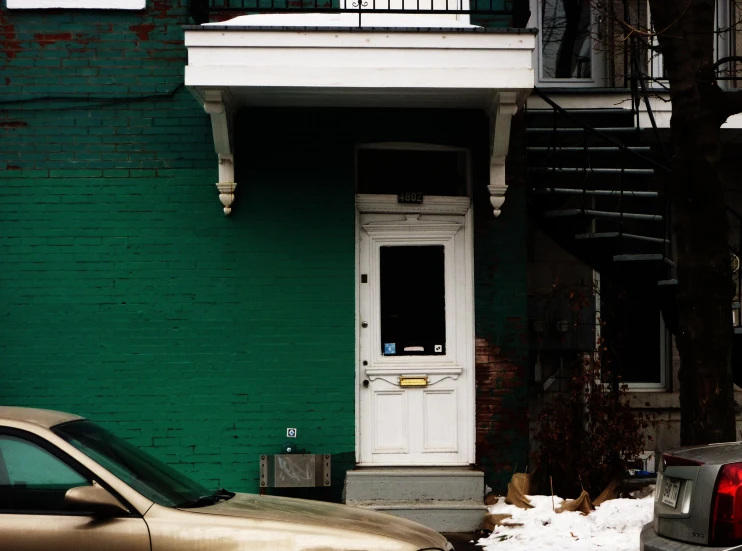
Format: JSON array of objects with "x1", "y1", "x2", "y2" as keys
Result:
[{"x1": 710, "y1": 463, "x2": 742, "y2": 546}]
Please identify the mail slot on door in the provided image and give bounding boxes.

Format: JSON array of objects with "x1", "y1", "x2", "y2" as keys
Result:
[{"x1": 398, "y1": 376, "x2": 428, "y2": 387}]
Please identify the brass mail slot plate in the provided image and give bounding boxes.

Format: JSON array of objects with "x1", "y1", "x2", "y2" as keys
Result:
[{"x1": 399, "y1": 376, "x2": 428, "y2": 387}]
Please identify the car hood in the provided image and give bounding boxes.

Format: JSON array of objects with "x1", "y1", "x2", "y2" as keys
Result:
[{"x1": 182, "y1": 492, "x2": 447, "y2": 548}]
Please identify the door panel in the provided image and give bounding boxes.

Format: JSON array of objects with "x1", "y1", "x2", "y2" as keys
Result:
[
  {"x1": 0, "y1": 515, "x2": 150, "y2": 551},
  {"x1": 0, "y1": 433, "x2": 150, "y2": 551},
  {"x1": 422, "y1": 389, "x2": 457, "y2": 452},
  {"x1": 374, "y1": 390, "x2": 409, "y2": 453},
  {"x1": 358, "y1": 212, "x2": 473, "y2": 465}
]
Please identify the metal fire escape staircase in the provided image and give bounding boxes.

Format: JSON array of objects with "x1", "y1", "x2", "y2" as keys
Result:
[
  {"x1": 526, "y1": 88, "x2": 673, "y2": 289},
  {"x1": 526, "y1": 86, "x2": 742, "y2": 384}
]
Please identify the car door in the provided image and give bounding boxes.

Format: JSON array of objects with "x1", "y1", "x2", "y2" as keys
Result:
[{"x1": 0, "y1": 429, "x2": 150, "y2": 551}]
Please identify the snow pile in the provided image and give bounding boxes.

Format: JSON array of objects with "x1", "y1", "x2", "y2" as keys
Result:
[{"x1": 478, "y1": 492, "x2": 654, "y2": 551}]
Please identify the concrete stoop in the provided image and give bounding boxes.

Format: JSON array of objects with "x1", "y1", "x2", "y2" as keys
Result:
[{"x1": 344, "y1": 469, "x2": 487, "y2": 533}]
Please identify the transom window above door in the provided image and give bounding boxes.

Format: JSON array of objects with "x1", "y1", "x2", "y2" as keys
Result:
[{"x1": 356, "y1": 145, "x2": 469, "y2": 197}]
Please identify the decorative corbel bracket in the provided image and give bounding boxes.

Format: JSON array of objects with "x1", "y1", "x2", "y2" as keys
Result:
[
  {"x1": 203, "y1": 89, "x2": 236, "y2": 215},
  {"x1": 488, "y1": 92, "x2": 519, "y2": 218}
]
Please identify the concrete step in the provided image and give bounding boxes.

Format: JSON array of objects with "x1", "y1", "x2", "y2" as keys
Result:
[
  {"x1": 344, "y1": 469, "x2": 486, "y2": 532},
  {"x1": 349, "y1": 500, "x2": 487, "y2": 533},
  {"x1": 344, "y1": 469, "x2": 484, "y2": 502}
]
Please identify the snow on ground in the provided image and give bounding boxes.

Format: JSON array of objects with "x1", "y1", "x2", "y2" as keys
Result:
[{"x1": 478, "y1": 491, "x2": 654, "y2": 551}]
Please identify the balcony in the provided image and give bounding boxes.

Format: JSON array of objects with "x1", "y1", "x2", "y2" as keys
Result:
[
  {"x1": 184, "y1": 0, "x2": 535, "y2": 109},
  {"x1": 184, "y1": 0, "x2": 536, "y2": 215},
  {"x1": 189, "y1": 0, "x2": 522, "y2": 26}
]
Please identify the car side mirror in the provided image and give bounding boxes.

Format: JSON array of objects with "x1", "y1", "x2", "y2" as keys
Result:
[{"x1": 65, "y1": 484, "x2": 130, "y2": 517}]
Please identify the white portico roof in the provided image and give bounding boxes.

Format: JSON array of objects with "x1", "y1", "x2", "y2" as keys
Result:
[
  {"x1": 183, "y1": 15, "x2": 536, "y2": 218},
  {"x1": 184, "y1": 15, "x2": 537, "y2": 109}
]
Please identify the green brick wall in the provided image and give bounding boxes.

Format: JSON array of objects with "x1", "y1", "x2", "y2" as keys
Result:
[
  {"x1": 0, "y1": 1, "x2": 528, "y2": 495},
  {"x1": 0, "y1": 1, "x2": 359, "y2": 494}
]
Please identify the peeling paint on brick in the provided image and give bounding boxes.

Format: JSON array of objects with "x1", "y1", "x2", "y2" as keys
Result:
[
  {"x1": 5, "y1": 164, "x2": 21, "y2": 170},
  {"x1": 130, "y1": 23, "x2": 155, "y2": 41},
  {"x1": 153, "y1": 0, "x2": 175, "y2": 19},
  {"x1": 34, "y1": 33, "x2": 74, "y2": 47},
  {"x1": 0, "y1": 13, "x2": 21, "y2": 60},
  {"x1": 66, "y1": 32, "x2": 98, "y2": 54}
]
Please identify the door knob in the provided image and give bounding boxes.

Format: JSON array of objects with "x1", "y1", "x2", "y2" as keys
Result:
[
  {"x1": 363, "y1": 380, "x2": 370, "y2": 387},
  {"x1": 361, "y1": 321, "x2": 368, "y2": 328}
]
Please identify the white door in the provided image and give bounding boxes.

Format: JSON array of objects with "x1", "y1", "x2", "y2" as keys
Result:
[
  {"x1": 357, "y1": 211, "x2": 474, "y2": 466},
  {"x1": 535, "y1": 0, "x2": 607, "y2": 87}
]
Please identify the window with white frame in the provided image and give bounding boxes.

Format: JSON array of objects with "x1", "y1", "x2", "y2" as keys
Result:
[
  {"x1": 597, "y1": 271, "x2": 669, "y2": 390},
  {"x1": 6, "y1": 0, "x2": 145, "y2": 9}
]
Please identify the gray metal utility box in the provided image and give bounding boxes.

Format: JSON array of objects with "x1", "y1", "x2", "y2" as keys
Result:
[{"x1": 259, "y1": 454, "x2": 331, "y2": 488}]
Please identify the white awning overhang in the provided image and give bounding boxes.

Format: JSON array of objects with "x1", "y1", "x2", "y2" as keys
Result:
[{"x1": 184, "y1": 16, "x2": 537, "y2": 216}]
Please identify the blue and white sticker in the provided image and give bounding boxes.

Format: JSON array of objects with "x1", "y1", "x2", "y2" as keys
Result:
[{"x1": 384, "y1": 343, "x2": 396, "y2": 355}]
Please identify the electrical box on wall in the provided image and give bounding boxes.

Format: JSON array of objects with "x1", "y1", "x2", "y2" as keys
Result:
[{"x1": 259, "y1": 454, "x2": 331, "y2": 488}]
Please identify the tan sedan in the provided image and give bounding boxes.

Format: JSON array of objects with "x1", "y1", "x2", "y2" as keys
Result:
[{"x1": 0, "y1": 407, "x2": 452, "y2": 551}]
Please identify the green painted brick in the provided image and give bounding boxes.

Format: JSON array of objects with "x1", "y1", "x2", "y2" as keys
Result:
[{"x1": 1, "y1": 3, "x2": 526, "y2": 498}]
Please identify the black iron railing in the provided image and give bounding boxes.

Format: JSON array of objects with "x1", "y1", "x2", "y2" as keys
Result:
[{"x1": 189, "y1": 0, "x2": 516, "y2": 24}]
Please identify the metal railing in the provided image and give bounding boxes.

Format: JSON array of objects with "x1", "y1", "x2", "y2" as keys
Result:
[
  {"x1": 529, "y1": 88, "x2": 670, "y2": 251},
  {"x1": 189, "y1": 0, "x2": 516, "y2": 24}
]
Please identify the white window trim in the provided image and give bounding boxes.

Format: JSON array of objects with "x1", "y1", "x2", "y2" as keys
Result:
[
  {"x1": 626, "y1": 312, "x2": 668, "y2": 391},
  {"x1": 529, "y1": 0, "x2": 607, "y2": 88},
  {"x1": 594, "y1": 273, "x2": 668, "y2": 391},
  {"x1": 7, "y1": 0, "x2": 145, "y2": 9}
]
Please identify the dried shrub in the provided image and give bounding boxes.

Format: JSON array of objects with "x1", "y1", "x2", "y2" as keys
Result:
[{"x1": 533, "y1": 353, "x2": 650, "y2": 499}]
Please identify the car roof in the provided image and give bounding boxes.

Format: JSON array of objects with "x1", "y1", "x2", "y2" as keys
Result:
[{"x1": 0, "y1": 406, "x2": 84, "y2": 429}]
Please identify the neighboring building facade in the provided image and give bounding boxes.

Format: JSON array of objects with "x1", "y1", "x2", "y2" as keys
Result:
[
  {"x1": 524, "y1": 0, "x2": 742, "y2": 456},
  {"x1": 0, "y1": 0, "x2": 535, "y2": 531}
]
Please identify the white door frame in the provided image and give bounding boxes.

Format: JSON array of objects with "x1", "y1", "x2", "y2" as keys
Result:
[
  {"x1": 354, "y1": 196, "x2": 475, "y2": 466},
  {"x1": 530, "y1": 0, "x2": 608, "y2": 87}
]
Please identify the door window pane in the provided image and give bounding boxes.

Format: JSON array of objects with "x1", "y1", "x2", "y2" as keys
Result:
[
  {"x1": 0, "y1": 435, "x2": 90, "y2": 513},
  {"x1": 541, "y1": 0, "x2": 592, "y2": 79},
  {"x1": 380, "y1": 245, "x2": 446, "y2": 356}
]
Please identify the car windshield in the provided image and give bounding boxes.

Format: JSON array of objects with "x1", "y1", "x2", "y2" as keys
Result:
[{"x1": 53, "y1": 419, "x2": 213, "y2": 508}]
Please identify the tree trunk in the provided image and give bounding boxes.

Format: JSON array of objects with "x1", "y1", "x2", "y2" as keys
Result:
[{"x1": 648, "y1": 0, "x2": 736, "y2": 445}]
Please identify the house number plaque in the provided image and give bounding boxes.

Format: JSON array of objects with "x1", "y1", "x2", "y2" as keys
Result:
[{"x1": 397, "y1": 192, "x2": 423, "y2": 204}]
